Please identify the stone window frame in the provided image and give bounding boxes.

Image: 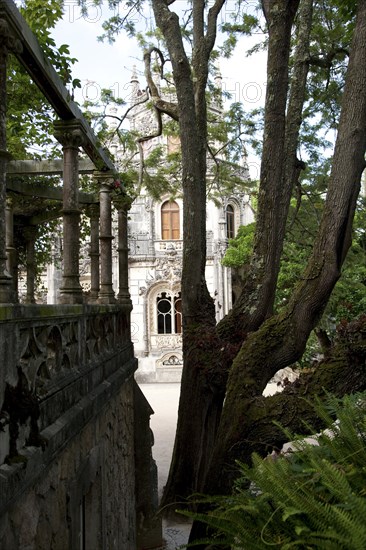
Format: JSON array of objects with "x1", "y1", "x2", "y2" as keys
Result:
[
  {"x1": 156, "y1": 290, "x2": 182, "y2": 334},
  {"x1": 224, "y1": 198, "x2": 241, "y2": 239},
  {"x1": 147, "y1": 282, "x2": 182, "y2": 337},
  {"x1": 155, "y1": 197, "x2": 183, "y2": 241},
  {"x1": 156, "y1": 352, "x2": 183, "y2": 370}
]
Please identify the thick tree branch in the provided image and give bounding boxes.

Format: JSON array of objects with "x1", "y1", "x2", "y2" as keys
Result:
[
  {"x1": 193, "y1": 0, "x2": 205, "y2": 54},
  {"x1": 136, "y1": 104, "x2": 163, "y2": 190},
  {"x1": 205, "y1": 0, "x2": 226, "y2": 55},
  {"x1": 309, "y1": 47, "x2": 349, "y2": 68},
  {"x1": 143, "y1": 46, "x2": 179, "y2": 121}
]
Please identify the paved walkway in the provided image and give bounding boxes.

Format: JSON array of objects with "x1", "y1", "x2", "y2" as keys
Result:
[{"x1": 139, "y1": 383, "x2": 192, "y2": 549}]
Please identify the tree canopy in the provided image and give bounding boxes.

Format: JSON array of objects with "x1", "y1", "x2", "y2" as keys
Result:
[{"x1": 10, "y1": 1, "x2": 366, "y2": 546}]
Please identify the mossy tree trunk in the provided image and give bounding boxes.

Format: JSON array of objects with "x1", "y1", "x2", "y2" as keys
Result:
[
  {"x1": 162, "y1": 0, "x2": 303, "y2": 508},
  {"x1": 151, "y1": 0, "x2": 230, "y2": 510},
  {"x1": 160, "y1": 0, "x2": 307, "y2": 508},
  {"x1": 218, "y1": 0, "x2": 301, "y2": 343},
  {"x1": 189, "y1": 4, "x2": 366, "y2": 543}
]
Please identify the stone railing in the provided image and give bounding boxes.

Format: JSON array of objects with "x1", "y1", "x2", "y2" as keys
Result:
[
  {"x1": 0, "y1": 303, "x2": 136, "y2": 513},
  {"x1": 150, "y1": 333, "x2": 182, "y2": 350},
  {"x1": 156, "y1": 239, "x2": 183, "y2": 252}
]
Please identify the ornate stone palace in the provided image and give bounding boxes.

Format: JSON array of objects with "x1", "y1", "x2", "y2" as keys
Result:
[
  {"x1": 0, "y1": 2, "x2": 159, "y2": 548},
  {"x1": 110, "y1": 68, "x2": 255, "y2": 382}
]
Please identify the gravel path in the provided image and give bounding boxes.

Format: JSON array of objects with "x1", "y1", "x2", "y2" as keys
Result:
[{"x1": 139, "y1": 383, "x2": 192, "y2": 549}]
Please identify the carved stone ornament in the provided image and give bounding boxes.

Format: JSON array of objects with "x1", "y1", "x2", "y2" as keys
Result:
[
  {"x1": 54, "y1": 119, "x2": 86, "y2": 149},
  {"x1": 93, "y1": 170, "x2": 117, "y2": 189},
  {"x1": 0, "y1": 19, "x2": 23, "y2": 54},
  {"x1": 155, "y1": 255, "x2": 182, "y2": 282},
  {"x1": 155, "y1": 334, "x2": 182, "y2": 349},
  {"x1": 112, "y1": 194, "x2": 132, "y2": 211}
]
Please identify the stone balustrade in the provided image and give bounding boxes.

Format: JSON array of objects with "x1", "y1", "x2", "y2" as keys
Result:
[
  {"x1": 0, "y1": 5, "x2": 161, "y2": 547},
  {"x1": 0, "y1": 302, "x2": 163, "y2": 550},
  {"x1": 0, "y1": 303, "x2": 134, "y2": 498}
]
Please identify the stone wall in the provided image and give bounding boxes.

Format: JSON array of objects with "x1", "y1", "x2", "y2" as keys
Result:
[
  {"x1": 0, "y1": 304, "x2": 161, "y2": 549},
  {"x1": 0, "y1": 377, "x2": 136, "y2": 549}
]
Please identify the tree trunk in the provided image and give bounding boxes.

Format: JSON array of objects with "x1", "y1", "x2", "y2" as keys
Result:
[
  {"x1": 217, "y1": 0, "x2": 301, "y2": 342},
  {"x1": 151, "y1": 0, "x2": 228, "y2": 509},
  {"x1": 162, "y1": 0, "x2": 304, "y2": 507},
  {"x1": 199, "y1": 0, "x2": 366, "y2": 503}
]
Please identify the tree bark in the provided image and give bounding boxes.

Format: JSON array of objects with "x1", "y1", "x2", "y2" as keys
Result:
[
  {"x1": 161, "y1": 0, "x2": 303, "y2": 508},
  {"x1": 151, "y1": 0, "x2": 228, "y2": 509},
  {"x1": 201, "y1": 0, "x2": 366, "y2": 501},
  {"x1": 217, "y1": 0, "x2": 301, "y2": 342},
  {"x1": 188, "y1": 315, "x2": 366, "y2": 548}
]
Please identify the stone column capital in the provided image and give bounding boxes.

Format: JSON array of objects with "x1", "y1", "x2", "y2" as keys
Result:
[
  {"x1": 112, "y1": 194, "x2": 133, "y2": 212},
  {"x1": 54, "y1": 119, "x2": 86, "y2": 149},
  {"x1": 93, "y1": 170, "x2": 118, "y2": 189},
  {"x1": 22, "y1": 225, "x2": 38, "y2": 242},
  {"x1": 85, "y1": 203, "x2": 100, "y2": 219},
  {"x1": 0, "y1": 19, "x2": 23, "y2": 54}
]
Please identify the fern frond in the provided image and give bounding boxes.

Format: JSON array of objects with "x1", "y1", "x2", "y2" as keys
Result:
[{"x1": 186, "y1": 391, "x2": 366, "y2": 549}]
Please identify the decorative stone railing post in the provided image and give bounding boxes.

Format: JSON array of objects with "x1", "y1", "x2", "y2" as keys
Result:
[
  {"x1": 0, "y1": 20, "x2": 21, "y2": 303},
  {"x1": 54, "y1": 120, "x2": 85, "y2": 304},
  {"x1": 86, "y1": 204, "x2": 100, "y2": 302},
  {"x1": 5, "y1": 197, "x2": 18, "y2": 301},
  {"x1": 94, "y1": 172, "x2": 116, "y2": 304},
  {"x1": 113, "y1": 195, "x2": 132, "y2": 309},
  {"x1": 23, "y1": 225, "x2": 38, "y2": 304}
]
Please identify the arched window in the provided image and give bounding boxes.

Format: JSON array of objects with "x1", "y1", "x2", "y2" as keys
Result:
[
  {"x1": 161, "y1": 200, "x2": 180, "y2": 240},
  {"x1": 226, "y1": 204, "x2": 235, "y2": 239},
  {"x1": 157, "y1": 291, "x2": 182, "y2": 334}
]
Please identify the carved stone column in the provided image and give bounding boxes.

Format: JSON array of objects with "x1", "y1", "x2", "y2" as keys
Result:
[
  {"x1": 54, "y1": 120, "x2": 85, "y2": 304},
  {"x1": 94, "y1": 172, "x2": 116, "y2": 304},
  {"x1": 0, "y1": 20, "x2": 21, "y2": 303},
  {"x1": 113, "y1": 196, "x2": 132, "y2": 309},
  {"x1": 5, "y1": 197, "x2": 18, "y2": 301},
  {"x1": 23, "y1": 225, "x2": 38, "y2": 304},
  {"x1": 86, "y1": 204, "x2": 100, "y2": 302}
]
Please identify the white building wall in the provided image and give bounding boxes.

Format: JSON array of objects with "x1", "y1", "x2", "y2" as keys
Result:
[{"x1": 113, "y1": 71, "x2": 255, "y2": 382}]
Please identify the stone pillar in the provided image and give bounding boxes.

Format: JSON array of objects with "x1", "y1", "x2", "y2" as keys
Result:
[
  {"x1": 94, "y1": 172, "x2": 116, "y2": 304},
  {"x1": 86, "y1": 204, "x2": 100, "y2": 302},
  {"x1": 113, "y1": 196, "x2": 132, "y2": 309},
  {"x1": 54, "y1": 120, "x2": 85, "y2": 304},
  {"x1": 5, "y1": 197, "x2": 18, "y2": 301},
  {"x1": 23, "y1": 225, "x2": 38, "y2": 304},
  {"x1": 0, "y1": 20, "x2": 21, "y2": 303},
  {"x1": 147, "y1": 199, "x2": 155, "y2": 257}
]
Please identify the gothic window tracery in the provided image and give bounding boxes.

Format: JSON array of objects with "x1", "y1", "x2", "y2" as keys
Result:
[{"x1": 157, "y1": 291, "x2": 182, "y2": 334}]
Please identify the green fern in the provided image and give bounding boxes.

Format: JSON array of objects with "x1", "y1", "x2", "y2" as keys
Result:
[{"x1": 182, "y1": 392, "x2": 366, "y2": 549}]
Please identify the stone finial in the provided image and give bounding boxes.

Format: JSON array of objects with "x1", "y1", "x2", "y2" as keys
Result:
[
  {"x1": 130, "y1": 65, "x2": 141, "y2": 103},
  {"x1": 131, "y1": 64, "x2": 139, "y2": 84},
  {"x1": 214, "y1": 62, "x2": 223, "y2": 88}
]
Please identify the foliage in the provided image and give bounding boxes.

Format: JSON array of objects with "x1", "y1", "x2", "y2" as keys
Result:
[
  {"x1": 222, "y1": 223, "x2": 255, "y2": 268},
  {"x1": 9, "y1": 0, "x2": 80, "y2": 158},
  {"x1": 183, "y1": 391, "x2": 366, "y2": 549},
  {"x1": 8, "y1": 0, "x2": 84, "y2": 286},
  {"x1": 223, "y1": 192, "x2": 366, "y2": 335}
]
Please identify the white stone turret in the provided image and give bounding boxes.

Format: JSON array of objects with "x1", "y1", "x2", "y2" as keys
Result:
[{"x1": 130, "y1": 65, "x2": 141, "y2": 105}]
